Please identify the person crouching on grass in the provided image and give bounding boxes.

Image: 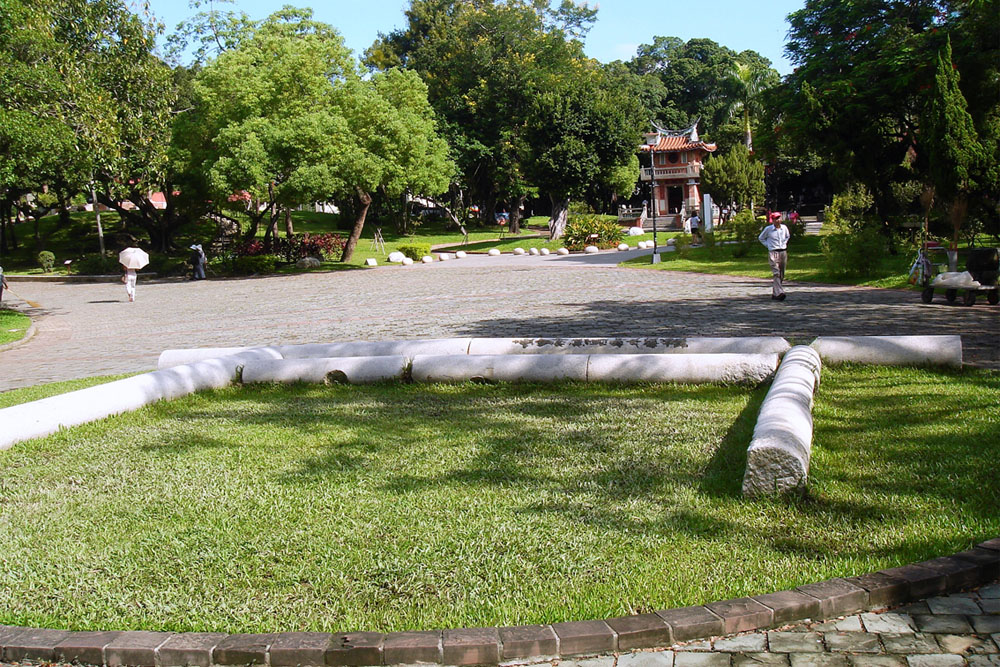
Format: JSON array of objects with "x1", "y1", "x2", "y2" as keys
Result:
[{"x1": 759, "y1": 212, "x2": 790, "y2": 301}]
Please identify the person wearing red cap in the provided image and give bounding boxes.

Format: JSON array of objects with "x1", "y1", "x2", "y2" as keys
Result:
[{"x1": 758, "y1": 212, "x2": 790, "y2": 300}]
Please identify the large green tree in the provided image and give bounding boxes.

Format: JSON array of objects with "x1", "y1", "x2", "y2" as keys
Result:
[
  {"x1": 365, "y1": 0, "x2": 599, "y2": 227},
  {"x1": 774, "y1": 0, "x2": 998, "y2": 226}
]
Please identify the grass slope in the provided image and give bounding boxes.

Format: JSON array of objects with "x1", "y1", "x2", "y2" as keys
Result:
[
  {"x1": 0, "y1": 369, "x2": 996, "y2": 634},
  {"x1": 0, "y1": 308, "x2": 31, "y2": 346},
  {"x1": 622, "y1": 235, "x2": 915, "y2": 289}
]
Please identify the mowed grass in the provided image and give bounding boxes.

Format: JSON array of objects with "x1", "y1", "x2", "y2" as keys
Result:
[
  {"x1": 0, "y1": 368, "x2": 996, "y2": 634},
  {"x1": 622, "y1": 235, "x2": 915, "y2": 289},
  {"x1": 0, "y1": 308, "x2": 31, "y2": 345}
]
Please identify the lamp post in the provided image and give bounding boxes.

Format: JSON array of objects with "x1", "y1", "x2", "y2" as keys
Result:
[{"x1": 649, "y1": 175, "x2": 660, "y2": 264}]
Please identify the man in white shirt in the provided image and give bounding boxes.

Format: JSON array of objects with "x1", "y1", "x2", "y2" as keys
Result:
[{"x1": 758, "y1": 212, "x2": 790, "y2": 300}]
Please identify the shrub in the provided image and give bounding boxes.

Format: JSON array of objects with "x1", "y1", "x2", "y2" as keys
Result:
[
  {"x1": 71, "y1": 254, "x2": 111, "y2": 275},
  {"x1": 397, "y1": 243, "x2": 431, "y2": 261},
  {"x1": 827, "y1": 183, "x2": 875, "y2": 232},
  {"x1": 37, "y1": 251, "x2": 55, "y2": 272},
  {"x1": 822, "y1": 227, "x2": 885, "y2": 277},
  {"x1": 280, "y1": 233, "x2": 345, "y2": 261},
  {"x1": 563, "y1": 215, "x2": 624, "y2": 250},
  {"x1": 231, "y1": 254, "x2": 281, "y2": 275},
  {"x1": 146, "y1": 255, "x2": 188, "y2": 277},
  {"x1": 235, "y1": 240, "x2": 269, "y2": 257},
  {"x1": 730, "y1": 209, "x2": 762, "y2": 258}
]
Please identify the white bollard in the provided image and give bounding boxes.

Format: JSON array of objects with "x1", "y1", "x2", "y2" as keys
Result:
[
  {"x1": 421, "y1": 255, "x2": 434, "y2": 263},
  {"x1": 402, "y1": 257, "x2": 414, "y2": 265},
  {"x1": 455, "y1": 251, "x2": 467, "y2": 259},
  {"x1": 412, "y1": 354, "x2": 589, "y2": 383},
  {"x1": 810, "y1": 335, "x2": 962, "y2": 368},
  {"x1": 513, "y1": 248, "x2": 525, "y2": 255},
  {"x1": 617, "y1": 243, "x2": 630, "y2": 251},
  {"x1": 742, "y1": 346, "x2": 822, "y2": 496},
  {"x1": 540, "y1": 248, "x2": 550, "y2": 256},
  {"x1": 557, "y1": 248, "x2": 569, "y2": 255},
  {"x1": 488, "y1": 248, "x2": 501, "y2": 256},
  {"x1": 529, "y1": 248, "x2": 540, "y2": 255},
  {"x1": 584, "y1": 245, "x2": 599, "y2": 254},
  {"x1": 241, "y1": 356, "x2": 408, "y2": 384}
]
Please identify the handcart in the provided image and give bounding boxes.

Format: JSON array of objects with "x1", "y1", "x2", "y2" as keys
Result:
[{"x1": 920, "y1": 247, "x2": 999, "y2": 306}]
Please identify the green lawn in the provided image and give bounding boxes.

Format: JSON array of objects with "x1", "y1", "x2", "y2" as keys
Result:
[
  {"x1": 0, "y1": 308, "x2": 31, "y2": 345},
  {"x1": 621, "y1": 235, "x2": 916, "y2": 289},
  {"x1": 0, "y1": 368, "x2": 996, "y2": 633}
]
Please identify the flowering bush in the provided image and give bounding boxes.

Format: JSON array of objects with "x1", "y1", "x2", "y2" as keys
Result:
[
  {"x1": 235, "y1": 233, "x2": 345, "y2": 261},
  {"x1": 563, "y1": 215, "x2": 624, "y2": 251}
]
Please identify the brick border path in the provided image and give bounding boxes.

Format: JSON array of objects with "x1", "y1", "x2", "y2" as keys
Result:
[{"x1": 1, "y1": 256, "x2": 997, "y2": 391}]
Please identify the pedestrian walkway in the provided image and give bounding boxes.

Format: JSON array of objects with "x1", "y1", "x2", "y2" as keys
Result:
[
  {"x1": 0, "y1": 257, "x2": 997, "y2": 392},
  {"x1": 559, "y1": 584, "x2": 1000, "y2": 666}
]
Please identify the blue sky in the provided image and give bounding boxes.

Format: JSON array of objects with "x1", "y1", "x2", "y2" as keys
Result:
[{"x1": 147, "y1": 0, "x2": 805, "y2": 76}]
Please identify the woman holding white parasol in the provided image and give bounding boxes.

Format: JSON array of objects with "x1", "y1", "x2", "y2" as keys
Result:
[{"x1": 118, "y1": 247, "x2": 149, "y2": 302}]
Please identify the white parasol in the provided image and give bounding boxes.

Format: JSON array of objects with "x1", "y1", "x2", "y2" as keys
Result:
[{"x1": 118, "y1": 247, "x2": 149, "y2": 270}]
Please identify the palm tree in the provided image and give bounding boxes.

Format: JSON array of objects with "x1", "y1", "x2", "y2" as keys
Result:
[{"x1": 723, "y1": 60, "x2": 774, "y2": 152}]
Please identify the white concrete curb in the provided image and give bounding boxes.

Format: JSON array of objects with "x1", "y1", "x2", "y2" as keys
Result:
[
  {"x1": 467, "y1": 337, "x2": 790, "y2": 356},
  {"x1": 241, "y1": 356, "x2": 409, "y2": 384},
  {"x1": 412, "y1": 354, "x2": 589, "y2": 383},
  {"x1": 742, "y1": 346, "x2": 822, "y2": 496},
  {"x1": 158, "y1": 346, "x2": 258, "y2": 369},
  {"x1": 277, "y1": 339, "x2": 472, "y2": 359},
  {"x1": 587, "y1": 353, "x2": 778, "y2": 385},
  {"x1": 810, "y1": 335, "x2": 962, "y2": 368},
  {"x1": 0, "y1": 347, "x2": 282, "y2": 451}
]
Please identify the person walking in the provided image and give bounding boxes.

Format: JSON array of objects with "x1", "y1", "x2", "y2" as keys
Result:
[
  {"x1": 758, "y1": 212, "x2": 790, "y2": 301},
  {"x1": 122, "y1": 265, "x2": 137, "y2": 302},
  {"x1": 189, "y1": 244, "x2": 207, "y2": 280},
  {"x1": 689, "y1": 212, "x2": 702, "y2": 244}
]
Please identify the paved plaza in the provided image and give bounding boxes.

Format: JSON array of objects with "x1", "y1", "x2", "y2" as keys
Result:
[
  {"x1": 0, "y1": 251, "x2": 997, "y2": 392},
  {"x1": 0, "y1": 254, "x2": 997, "y2": 664}
]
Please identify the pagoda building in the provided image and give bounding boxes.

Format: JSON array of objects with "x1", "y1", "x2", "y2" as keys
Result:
[{"x1": 638, "y1": 121, "x2": 716, "y2": 228}]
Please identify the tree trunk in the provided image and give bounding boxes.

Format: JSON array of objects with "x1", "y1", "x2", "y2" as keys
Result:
[
  {"x1": 284, "y1": 207, "x2": 294, "y2": 238},
  {"x1": 91, "y1": 183, "x2": 105, "y2": 258},
  {"x1": 548, "y1": 195, "x2": 570, "y2": 240},
  {"x1": 340, "y1": 187, "x2": 372, "y2": 263},
  {"x1": 508, "y1": 194, "x2": 526, "y2": 235},
  {"x1": 744, "y1": 108, "x2": 753, "y2": 152}
]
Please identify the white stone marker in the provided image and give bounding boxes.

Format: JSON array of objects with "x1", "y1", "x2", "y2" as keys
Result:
[
  {"x1": 529, "y1": 247, "x2": 540, "y2": 255},
  {"x1": 365, "y1": 258, "x2": 377, "y2": 266},
  {"x1": 513, "y1": 247, "x2": 525, "y2": 255},
  {"x1": 557, "y1": 248, "x2": 569, "y2": 255},
  {"x1": 617, "y1": 243, "x2": 630, "y2": 251},
  {"x1": 540, "y1": 248, "x2": 551, "y2": 256},
  {"x1": 455, "y1": 251, "x2": 467, "y2": 259},
  {"x1": 402, "y1": 257, "x2": 414, "y2": 265},
  {"x1": 412, "y1": 354, "x2": 589, "y2": 383},
  {"x1": 628, "y1": 227, "x2": 645, "y2": 236},
  {"x1": 241, "y1": 356, "x2": 408, "y2": 384},
  {"x1": 810, "y1": 335, "x2": 962, "y2": 368},
  {"x1": 743, "y1": 345, "x2": 822, "y2": 496},
  {"x1": 0, "y1": 347, "x2": 283, "y2": 451},
  {"x1": 584, "y1": 245, "x2": 599, "y2": 254},
  {"x1": 437, "y1": 253, "x2": 452, "y2": 261},
  {"x1": 387, "y1": 251, "x2": 406, "y2": 263},
  {"x1": 488, "y1": 248, "x2": 501, "y2": 256},
  {"x1": 421, "y1": 255, "x2": 434, "y2": 263}
]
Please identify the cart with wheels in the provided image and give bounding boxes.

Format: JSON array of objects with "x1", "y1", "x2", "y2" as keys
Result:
[{"x1": 920, "y1": 247, "x2": 999, "y2": 306}]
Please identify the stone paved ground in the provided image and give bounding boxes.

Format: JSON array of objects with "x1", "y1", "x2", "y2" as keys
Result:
[
  {"x1": 548, "y1": 584, "x2": 1000, "y2": 666},
  {"x1": 1, "y1": 252, "x2": 997, "y2": 391}
]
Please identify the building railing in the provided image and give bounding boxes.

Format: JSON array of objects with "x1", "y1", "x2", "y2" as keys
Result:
[{"x1": 640, "y1": 165, "x2": 701, "y2": 181}]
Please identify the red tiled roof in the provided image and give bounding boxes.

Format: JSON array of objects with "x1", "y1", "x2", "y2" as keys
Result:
[{"x1": 639, "y1": 136, "x2": 717, "y2": 152}]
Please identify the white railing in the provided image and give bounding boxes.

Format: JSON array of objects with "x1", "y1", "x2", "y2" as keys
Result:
[{"x1": 640, "y1": 166, "x2": 700, "y2": 181}]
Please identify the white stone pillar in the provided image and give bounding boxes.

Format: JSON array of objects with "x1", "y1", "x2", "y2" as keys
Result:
[{"x1": 743, "y1": 346, "x2": 822, "y2": 496}]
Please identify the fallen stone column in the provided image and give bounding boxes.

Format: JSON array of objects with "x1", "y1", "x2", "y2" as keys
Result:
[
  {"x1": 587, "y1": 353, "x2": 779, "y2": 385},
  {"x1": 742, "y1": 346, "x2": 822, "y2": 496},
  {"x1": 411, "y1": 354, "x2": 589, "y2": 383},
  {"x1": 278, "y1": 338, "x2": 472, "y2": 359},
  {"x1": 158, "y1": 346, "x2": 260, "y2": 369},
  {"x1": 810, "y1": 335, "x2": 962, "y2": 368},
  {"x1": 0, "y1": 347, "x2": 282, "y2": 451},
  {"x1": 241, "y1": 356, "x2": 408, "y2": 384},
  {"x1": 467, "y1": 336, "x2": 790, "y2": 356}
]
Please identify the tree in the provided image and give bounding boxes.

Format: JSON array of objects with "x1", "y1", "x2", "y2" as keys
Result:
[
  {"x1": 921, "y1": 37, "x2": 985, "y2": 247},
  {"x1": 720, "y1": 57, "x2": 779, "y2": 152},
  {"x1": 0, "y1": 0, "x2": 175, "y2": 254},
  {"x1": 366, "y1": 0, "x2": 593, "y2": 222},
  {"x1": 520, "y1": 67, "x2": 643, "y2": 239},
  {"x1": 701, "y1": 144, "x2": 765, "y2": 219}
]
